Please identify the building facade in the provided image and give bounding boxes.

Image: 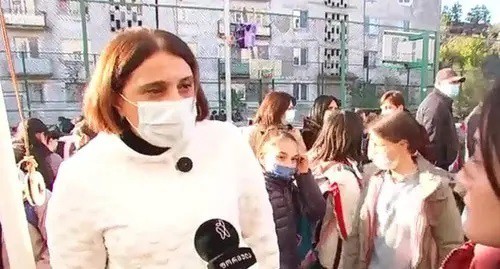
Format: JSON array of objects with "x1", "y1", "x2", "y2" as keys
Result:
[{"x1": 0, "y1": 0, "x2": 441, "y2": 126}]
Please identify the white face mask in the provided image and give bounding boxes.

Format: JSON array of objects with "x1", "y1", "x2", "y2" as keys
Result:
[
  {"x1": 121, "y1": 96, "x2": 197, "y2": 148},
  {"x1": 284, "y1": 109, "x2": 296, "y2": 124},
  {"x1": 440, "y1": 83, "x2": 460, "y2": 98},
  {"x1": 371, "y1": 153, "x2": 396, "y2": 170}
]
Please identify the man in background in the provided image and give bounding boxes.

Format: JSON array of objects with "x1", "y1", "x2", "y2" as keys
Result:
[{"x1": 416, "y1": 68, "x2": 464, "y2": 170}]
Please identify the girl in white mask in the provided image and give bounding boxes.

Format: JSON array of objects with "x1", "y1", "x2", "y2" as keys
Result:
[
  {"x1": 46, "y1": 28, "x2": 280, "y2": 269},
  {"x1": 246, "y1": 91, "x2": 307, "y2": 155},
  {"x1": 343, "y1": 111, "x2": 463, "y2": 269}
]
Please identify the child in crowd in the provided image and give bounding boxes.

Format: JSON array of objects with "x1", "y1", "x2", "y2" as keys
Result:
[{"x1": 256, "y1": 128, "x2": 326, "y2": 269}]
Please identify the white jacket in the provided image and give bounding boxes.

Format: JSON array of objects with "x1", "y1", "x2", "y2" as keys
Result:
[{"x1": 46, "y1": 120, "x2": 280, "y2": 269}]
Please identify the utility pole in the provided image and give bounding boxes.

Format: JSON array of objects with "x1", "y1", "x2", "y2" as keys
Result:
[
  {"x1": 155, "y1": 0, "x2": 159, "y2": 29},
  {"x1": 224, "y1": 0, "x2": 232, "y2": 122}
]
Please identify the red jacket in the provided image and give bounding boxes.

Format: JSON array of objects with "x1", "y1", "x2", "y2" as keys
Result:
[{"x1": 441, "y1": 242, "x2": 500, "y2": 269}]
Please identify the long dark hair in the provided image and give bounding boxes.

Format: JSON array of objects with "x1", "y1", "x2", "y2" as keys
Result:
[
  {"x1": 24, "y1": 118, "x2": 57, "y2": 190},
  {"x1": 369, "y1": 111, "x2": 434, "y2": 162},
  {"x1": 302, "y1": 95, "x2": 340, "y2": 150},
  {"x1": 310, "y1": 110, "x2": 364, "y2": 164},
  {"x1": 480, "y1": 79, "x2": 500, "y2": 198}
]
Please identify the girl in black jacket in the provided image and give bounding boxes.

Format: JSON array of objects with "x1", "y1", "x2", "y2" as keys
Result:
[{"x1": 256, "y1": 128, "x2": 326, "y2": 269}]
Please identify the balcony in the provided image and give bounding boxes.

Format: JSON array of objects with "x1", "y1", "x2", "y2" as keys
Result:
[
  {"x1": 3, "y1": 9, "x2": 47, "y2": 29},
  {"x1": 8, "y1": 57, "x2": 53, "y2": 77},
  {"x1": 218, "y1": 20, "x2": 271, "y2": 38},
  {"x1": 219, "y1": 60, "x2": 250, "y2": 78}
]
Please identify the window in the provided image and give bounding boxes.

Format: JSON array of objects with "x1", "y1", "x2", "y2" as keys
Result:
[
  {"x1": 61, "y1": 39, "x2": 92, "y2": 61},
  {"x1": 13, "y1": 37, "x2": 39, "y2": 58},
  {"x1": 366, "y1": 51, "x2": 377, "y2": 68},
  {"x1": 28, "y1": 82, "x2": 44, "y2": 103},
  {"x1": 292, "y1": 10, "x2": 308, "y2": 29},
  {"x1": 398, "y1": 0, "x2": 413, "y2": 6},
  {"x1": 257, "y1": 45, "x2": 269, "y2": 60},
  {"x1": 364, "y1": 17, "x2": 380, "y2": 36},
  {"x1": 402, "y1": 20, "x2": 410, "y2": 31},
  {"x1": 58, "y1": 0, "x2": 89, "y2": 18},
  {"x1": 293, "y1": 83, "x2": 308, "y2": 101},
  {"x1": 65, "y1": 82, "x2": 85, "y2": 102},
  {"x1": 9, "y1": 0, "x2": 29, "y2": 14},
  {"x1": 293, "y1": 48, "x2": 307, "y2": 66}
]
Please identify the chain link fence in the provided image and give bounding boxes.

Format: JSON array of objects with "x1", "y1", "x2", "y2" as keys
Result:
[{"x1": 1, "y1": 1, "x2": 438, "y2": 126}]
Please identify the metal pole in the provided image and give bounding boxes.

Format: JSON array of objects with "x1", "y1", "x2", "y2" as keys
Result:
[
  {"x1": 21, "y1": 51, "x2": 31, "y2": 117},
  {"x1": 155, "y1": 0, "x2": 159, "y2": 29},
  {"x1": 0, "y1": 84, "x2": 37, "y2": 269},
  {"x1": 224, "y1": 0, "x2": 232, "y2": 122},
  {"x1": 79, "y1": 0, "x2": 90, "y2": 80},
  {"x1": 340, "y1": 20, "x2": 347, "y2": 107},
  {"x1": 217, "y1": 58, "x2": 222, "y2": 114},
  {"x1": 433, "y1": 31, "x2": 440, "y2": 80},
  {"x1": 420, "y1": 32, "x2": 430, "y2": 102}
]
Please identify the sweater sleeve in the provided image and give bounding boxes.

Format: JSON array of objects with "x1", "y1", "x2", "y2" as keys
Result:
[
  {"x1": 46, "y1": 161, "x2": 107, "y2": 269},
  {"x1": 233, "y1": 128, "x2": 280, "y2": 269},
  {"x1": 296, "y1": 171, "x2": 326, "y2": 222}
]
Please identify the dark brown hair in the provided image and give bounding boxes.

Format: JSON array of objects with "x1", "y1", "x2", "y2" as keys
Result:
[
  {"x1": 310, "y1": 110, "x2": 364, "y2": 164},
  {"x1": 380, "y1": 90, "x2": 405, "y2": 108},
  {"x1": 254, "y1": 91, "x2": 292, "y2": 127},
  {"x1": 480, "y1": 79, "x2": 500, "y2": 198},
  {"x1": 369, "y1": 111, "x2": 433, "y2": 162},
  {"x1": 83, "y1": 28, "x2": 209, "y2": 134}
]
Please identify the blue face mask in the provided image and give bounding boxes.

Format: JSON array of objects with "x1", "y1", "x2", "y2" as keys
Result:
[
  {"x1": 267, "y1": 164, "x2": 296, "y2": 180},
  {"x1": 441, "y1": 84, "x2": 460, "y2": 98}
]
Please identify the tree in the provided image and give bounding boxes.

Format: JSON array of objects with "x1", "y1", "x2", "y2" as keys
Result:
[
  {"x1": 442, "y1": 5, "x2": 451, "y2": 25},
  {"x1": 440, "y1": 36, "x2": 488, "y2": 69},
  {"x1": 450, "y1": 2, "x2": 463, "y2": 23},
  {"x1": 466, "y1": 5, "x2": 491, "y2": 24},
  {"x1": 440, "y1": 36, "x2": 489, "y2": 117}
]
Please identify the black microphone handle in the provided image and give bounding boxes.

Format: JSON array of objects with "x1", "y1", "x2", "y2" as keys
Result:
[{"x1": 207, "y1": 247, "x2": 257, "y2": 269}]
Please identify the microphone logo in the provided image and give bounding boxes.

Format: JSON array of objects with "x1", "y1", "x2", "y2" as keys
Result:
[{"x1": 215, "y1": 219, "x2": 231, "y2": 240}]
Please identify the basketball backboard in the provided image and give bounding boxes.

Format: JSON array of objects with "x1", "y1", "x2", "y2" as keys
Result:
[{"x1": 381, "y1": 30, "x2": 435, "y2": 66}]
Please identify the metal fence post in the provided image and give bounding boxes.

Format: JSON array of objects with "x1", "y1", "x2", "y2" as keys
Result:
[
  {"x1": 340, "y1": 20, "x2": 347, "y2": 107},
  {"x1": 80, "y1": 0, "x2": 90, "y2": 80},
  {"x1": 21, "y1": 51, "x2": 31, "y2": 117},
  {"x1": 217, "y1": 58, "x2": 222, "y2": 114},
  {"x1": 420, "y1": 31, "x2": 430, "y2": 103}
]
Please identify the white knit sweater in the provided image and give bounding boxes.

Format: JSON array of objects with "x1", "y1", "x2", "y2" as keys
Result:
[{"x1": 46, "y1": 120, "x2": 280, "y2": 269}]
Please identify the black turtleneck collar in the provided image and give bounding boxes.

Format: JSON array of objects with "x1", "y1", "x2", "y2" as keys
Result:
[{"x1": 120, "y1": 128, "x2": 169, "y2": 156}]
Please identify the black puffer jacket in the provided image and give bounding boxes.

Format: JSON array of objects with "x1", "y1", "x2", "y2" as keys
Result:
[{"x1": 265, "y1": 171, "x2": 326, "y2": 269}]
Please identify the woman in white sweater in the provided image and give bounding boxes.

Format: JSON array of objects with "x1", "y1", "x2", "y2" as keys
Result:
[{"x1": 46, "y1": 28, "x2": 280, "y2": 269}]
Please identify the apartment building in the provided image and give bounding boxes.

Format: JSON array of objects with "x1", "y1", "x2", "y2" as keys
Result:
[{"x1": 0, "y1": 0, "x2": 442, "y2": 126}]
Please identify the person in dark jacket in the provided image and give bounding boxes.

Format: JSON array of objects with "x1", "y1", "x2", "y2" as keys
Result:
[
  {"x1": 301, "y1": 95, "x2": 341, "y2": 150},
  {"x1": 256, "y1": 128, "x2": 326, "y2": 269},
  {"x1": 464, "y1": 103, "x2": 482, "y2": 158},
  {"x1": 23, "y1": 118, "x2": 63, "y2": 191},
  {"x1": 416, "y1": 68, "x2": 464, "y2": 170}
]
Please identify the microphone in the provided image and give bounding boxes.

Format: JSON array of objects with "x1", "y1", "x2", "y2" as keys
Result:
[{"x1": 194, "y1": 219, "x2": 257, "y2": 269}]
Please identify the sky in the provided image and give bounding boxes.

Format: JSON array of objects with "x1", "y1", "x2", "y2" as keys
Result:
[{"x1": 441, "y1": 0, "x2": 500, "y2": 24}]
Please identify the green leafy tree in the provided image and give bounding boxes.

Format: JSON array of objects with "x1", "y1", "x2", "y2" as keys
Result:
[
  {"x1": 440, "y1": 36, "x2": 489, "y2": 117},
  {"x1": 466, "y1": 4, "x2": 491, "y2": 24},
  {"x1": 450, "y1": 2, "x2": 463, "y2": 23},
  {"x1": 442, "y1": 5, "x2": 452, "y2": 25},
  {"x1": 440, "y1": 36, "x2": 488, "y2": 69}
]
